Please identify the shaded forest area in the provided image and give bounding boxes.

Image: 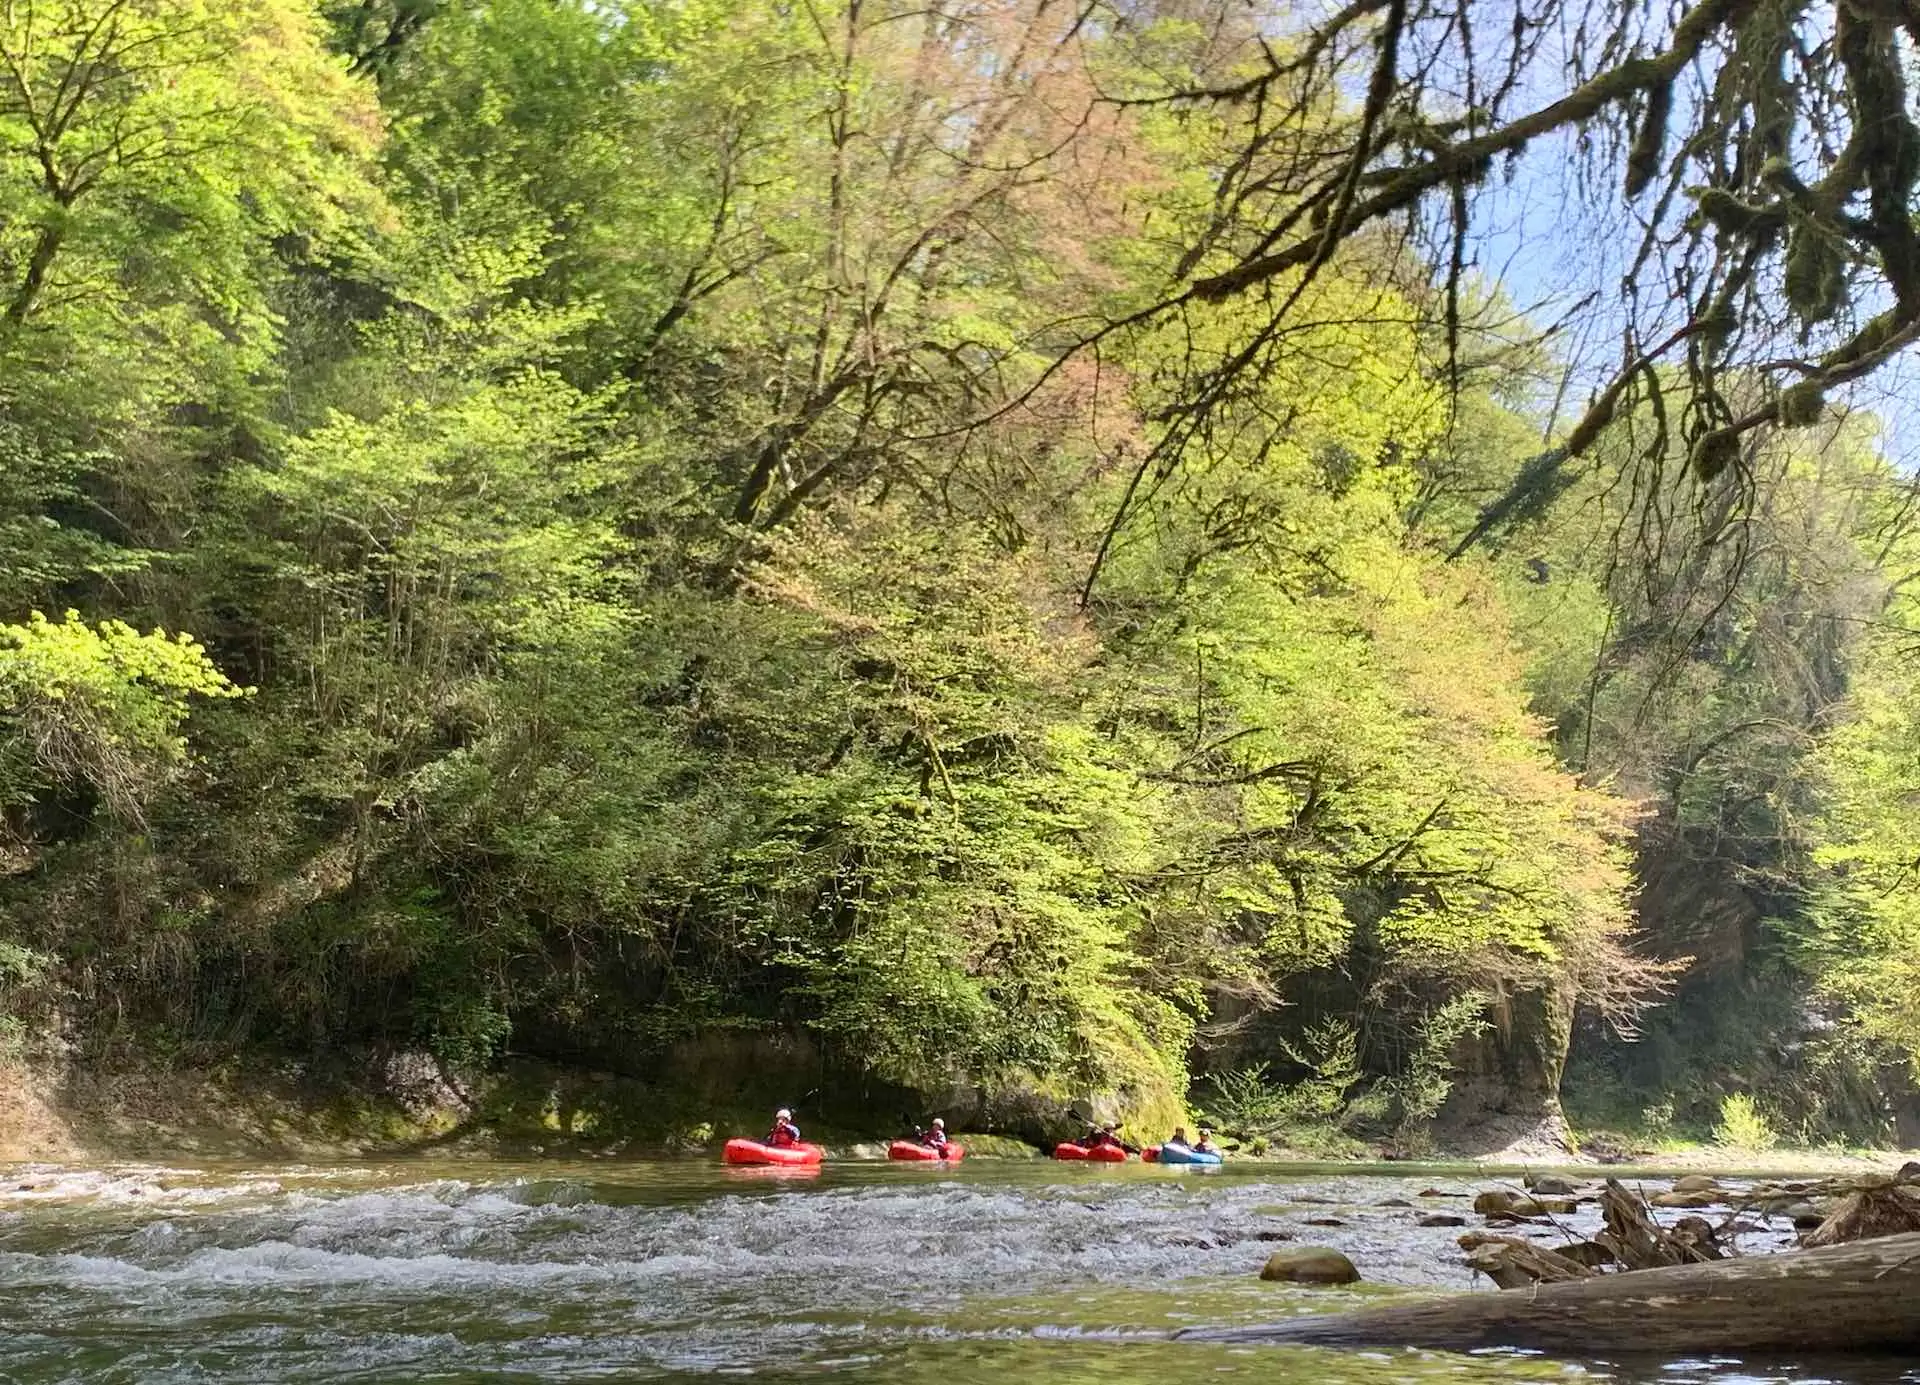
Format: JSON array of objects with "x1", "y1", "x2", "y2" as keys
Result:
[{"x1": 6, "y1": 0, "x2": 1920, "y2": 1150}]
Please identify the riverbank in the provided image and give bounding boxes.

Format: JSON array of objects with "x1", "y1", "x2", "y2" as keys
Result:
[{"x1": 3, "y1": 1057, "x2": 1912, "y2": 1174}]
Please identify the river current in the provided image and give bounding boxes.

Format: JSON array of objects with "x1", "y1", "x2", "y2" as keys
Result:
[{"x1": 0, "y1": 1159, "x2": 1913, "y2": 1384}]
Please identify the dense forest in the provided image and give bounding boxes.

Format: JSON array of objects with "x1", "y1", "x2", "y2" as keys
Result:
[{"x1": 5, "y1": 0, "x2": 1920, "y2": 1152}]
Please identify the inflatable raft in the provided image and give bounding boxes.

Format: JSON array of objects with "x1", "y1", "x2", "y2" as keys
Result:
[
  {"x1": 1143, "y1": 1144, "x2": 1222, "y2": 1165},
  {"x1": 723, "y1": 1138, "x2": 824, "y2": 1166},
  {"x1": 1053, "y1": 1142, "x2": 1128, "y2": 1162},
  {"x1": 887, "y1": 1140, "x2": 965, "y2": 1162}
]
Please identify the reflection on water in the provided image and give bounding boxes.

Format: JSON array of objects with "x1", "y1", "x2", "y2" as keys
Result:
[{"x1": 0, "y1": 1160, "x2": 1912, "y2": 1383}]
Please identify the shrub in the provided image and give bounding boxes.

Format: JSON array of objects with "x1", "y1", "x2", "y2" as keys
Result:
[{"x1": 1713, "y1": 1093, "x2": 1778, "y2": 1150}]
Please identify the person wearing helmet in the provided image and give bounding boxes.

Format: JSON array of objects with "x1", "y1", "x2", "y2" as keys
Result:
[
  {"x1": 920, "y1": 1117, "x2": 950, "y2": 1152},
  {"x1": 1192, "y1": 1126, "x2": 1219, "y2": 1156},
  {"x1": 1163, "y1": 1126, "x2": 1192, "y2": 1153},
  {"x1": 766, "y1": 1108, "x2": 802, "y2": 1148},
  {"x1": 1083, "y1": 1120, "x2": 1139, "y2": 1154}
]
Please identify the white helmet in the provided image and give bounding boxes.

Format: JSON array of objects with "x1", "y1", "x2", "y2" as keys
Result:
[
  {"x1": 776, "y1": 1109, "x2": 792, "y2": 1121},
  {"x1": 931, "y1": 1117, "x2": 945, "y2": 1128}
]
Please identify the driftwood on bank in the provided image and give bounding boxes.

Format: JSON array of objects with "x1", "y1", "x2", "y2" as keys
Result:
[{"x1": 1179, "y1": 1231, "x2": 1920, "y2": 1354}]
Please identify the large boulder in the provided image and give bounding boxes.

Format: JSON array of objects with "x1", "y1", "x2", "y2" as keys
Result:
[{"x1": 1260, "y1": 1247, "x2": 1361, "y2": 1285}]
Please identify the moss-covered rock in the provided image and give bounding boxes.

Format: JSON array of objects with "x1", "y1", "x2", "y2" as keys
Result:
[{"x1": 1259, "y1": 1247, "x2": 1361, "y2": 1284}]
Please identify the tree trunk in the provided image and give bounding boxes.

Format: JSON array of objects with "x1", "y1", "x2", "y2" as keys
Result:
[
  {"x1": 1178, "y1": 1232, "x2": 1920, "y2": 1354},
  {"x1": 8, "y1": 222, "x2": 65, "y2": 323}
]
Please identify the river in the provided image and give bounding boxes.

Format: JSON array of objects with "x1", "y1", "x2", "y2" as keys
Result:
[{"x1": 0, "y1": 1159, "x2": 1914, "y2": 1383}]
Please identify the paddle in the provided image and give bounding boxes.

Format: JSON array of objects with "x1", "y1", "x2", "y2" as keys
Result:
[
  {"x1": 909, "y1": 1114, "x2": 956, "y2": 1155},
  {"x1": 1064, "y1": 1104, "x2": 1141, "y2": 1156}
]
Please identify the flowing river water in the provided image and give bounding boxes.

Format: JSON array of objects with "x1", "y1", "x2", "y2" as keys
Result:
[{"x1": 1, "y1": 1158, "x2": 1915, "y2": 1384}]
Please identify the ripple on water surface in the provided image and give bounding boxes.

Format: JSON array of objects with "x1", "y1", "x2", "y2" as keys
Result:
[{"x1": 0, "y1": 1161, "x2": 1914, "y2": 1384}]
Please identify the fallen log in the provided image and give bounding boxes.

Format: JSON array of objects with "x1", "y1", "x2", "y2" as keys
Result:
[
  {"x1": 1457, "y1": 1232, "x2": 1593, "y2": 1289},
  {"x1": 1596, "y1": 1178, "x2": 1714, "y2": 1269},
  {"x1": 1182, "y1": 1231, "x2": 1920, "y2": 1354}
]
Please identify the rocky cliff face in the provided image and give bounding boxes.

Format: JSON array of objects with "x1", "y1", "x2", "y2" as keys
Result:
[{"x1": 1433, "y1": 982, "x2": 1576, "y2": 1156}]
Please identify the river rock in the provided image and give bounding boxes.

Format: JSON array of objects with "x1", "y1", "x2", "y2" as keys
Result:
[
  {"x1": 1259, "y1": 1247, "x2": 1360, "y2": 1285},
  {"x1": 1418, "y1": 1213, "x2": 1467, "y2": 1227},
  {"x1": 1787, "y1": 1203, "x2": 1826, "y2": 1230},
  {"x1": 1653, "y1": 1190, "x2": 1722, "y2": 1209},
  {"x1": 1673, "y1": 1175, "x2": 1720, "y2": 1194},
  {"x1": 1303, "y1": 1216, "x2": 1347, "y2": 1227},
  {"x1": 1474, "y1": 1191, "x2": 1546, "y2": 1216},
  {"x1": 1377, "y1": 1198, "x2": 1413, "y2": 1207},
  {"x1": 1524, "y1": 1174, "x2": 1579, "y2": 1196}
]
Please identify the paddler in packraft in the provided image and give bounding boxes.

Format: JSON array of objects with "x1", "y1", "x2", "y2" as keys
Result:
[
  {"x1": 918, "y1": 1117, "x2": 950, "y2": 1152},
  {"x1": 1083, "y1": 1121, "x2": 1139, "y2": 1155},
  {"x1": 766, "y1": 1108, "x2": 803, "y2": 1148}
]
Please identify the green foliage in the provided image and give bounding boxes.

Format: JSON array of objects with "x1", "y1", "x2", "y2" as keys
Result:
[
  {"x1": 1461, "y1": 384, "x2": 1910, "y2": 1139},
  {"x1": 0, "y1": 0, "x2": 383, "y2": 408},
  {"x1": 0, "y1": 611, "x2": 242, "y2": 820},
  {"x1": 1197, "y1": 1026, "x2": 1370, "y2": 1138},
  {"x1": 1799, "y1": 598, "x2": 1920, "y2": 1077},
  {"x1": 1385, "y1": 993, "x2": 1493, "y2": 1128},
  {"x1": 10, "y1": 0, "x2": 1903, "y2": 1152},
  {"x1": 0, "y1": 940, "x2": 48, "y2": 986},
  {"x1": 1195, "y1": 1064, "x2": 1293, "y2": 1135},
  {"x1": 1713, "y1": 1093, "x2": 1779, "y2": 1151}
]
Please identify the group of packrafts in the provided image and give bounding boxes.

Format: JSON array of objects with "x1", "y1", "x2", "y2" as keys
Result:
[
  {"x1": 1056, "y1": 1121, "x2": 1224, "y2": 1165},
  {"x1": 722, "y1": 1109, "x2": 1226, "y2": 1167}
]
